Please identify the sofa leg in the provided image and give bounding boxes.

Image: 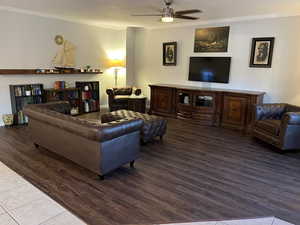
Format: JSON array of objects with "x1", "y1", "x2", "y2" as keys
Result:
[
  {"x1": 98, "y1": 175, "x2": 105, "y2": 180},
  {"x1": 34, "y1": 143, "x2": 39, "y2": 148},
  {"x1": 130, "y1": 161, "x2": 135, "y2": 168}
]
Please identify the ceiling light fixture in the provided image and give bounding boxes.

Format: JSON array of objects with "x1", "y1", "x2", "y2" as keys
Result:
[
  {"x1": 161, "y1": 5, "x2": 174, "y2": 23},
  {"x1": 132, "y1": 0, "x2": 201, "y2": 23}
]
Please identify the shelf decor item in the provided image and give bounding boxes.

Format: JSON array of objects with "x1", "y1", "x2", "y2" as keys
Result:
[
  {"x1": 54, "y1": 81, "x2": 66, "y2": 90},
  {"x1": 250, "y1": 37, "x2": 275, "y2": 68},
  {"x1": 52, "y1": 35, "x2": 76, "y2": 70},
  {"x1": 108, "y1": 60, "x2": 125, "y2": 87},
  {"x1": 2, "y1": 114, "x2": 14, "y2": 127},
  {"x1": 194, "y1": 26, "x2": 230, "y2": 52},
  {"x1": 163, "y1": 42, "x2": 177, "y2": 66}
]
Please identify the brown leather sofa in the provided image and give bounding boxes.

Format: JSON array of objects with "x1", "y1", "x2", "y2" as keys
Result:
[
  {"x1": 24, "y1": 101, "x2": 143, "y2": 178},
  {"x1": 253, "y1": 103, "x2": 300, "y2": 150},
  {"x1": 106, "y1": 87, "x2": 142, "y2": 112}
]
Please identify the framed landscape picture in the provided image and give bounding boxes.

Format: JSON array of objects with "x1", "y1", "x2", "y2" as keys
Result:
[
  {"x1": 194, "y1": 26, "x2": 230, "y2": 52},
  {"x1": 163, "y1": 42, "x2": 177, "y2": 66},
  {"x1": 250, "y1": 37, "x2": 275, "y2": 68}
]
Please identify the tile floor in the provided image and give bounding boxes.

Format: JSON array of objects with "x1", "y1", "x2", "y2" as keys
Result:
[
  {"x1": 160, "y1": 217, "x2": 294, "y2": 225},
  {"x1": 0, "y1": 161, "x2": 295, "y2": 225},
  {"x1": 0, "y1": 162, "x2": 86, "y2": 225}
]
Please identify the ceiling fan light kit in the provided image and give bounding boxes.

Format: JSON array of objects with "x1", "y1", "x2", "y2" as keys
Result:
[
  {"x1": 162, "y1": 5, "x2": 174, "y2": 22},
  {"x1": 161, "y1": 16, "x2": 174, "y2": 23}
]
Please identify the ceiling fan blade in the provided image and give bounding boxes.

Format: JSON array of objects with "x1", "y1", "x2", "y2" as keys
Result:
[
  {"x1": 131, "y1": 14, "x2": 162, "y2": 17},
  {"x1": 174, "y1": 15, "x2": 199, "y2": 20},
  {"x1": 175, "y1": 9, "x2": 202, "y2": 15}
]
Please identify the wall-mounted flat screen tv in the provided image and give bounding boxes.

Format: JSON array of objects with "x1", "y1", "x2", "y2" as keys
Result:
[{"x1": 188, "y1": 57, "x2": 231, "y2": 83}]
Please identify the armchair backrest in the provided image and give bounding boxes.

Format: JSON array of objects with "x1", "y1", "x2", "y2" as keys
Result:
[
  {"x1": 285, "y1": 104, "x2": 300, "y2": 113},
  {"x1": 255, "y1": 103, "x2": 287, "y2": 120},
  {"x1": 113, "y1": 88, "x2": 132, "y2": 96}
]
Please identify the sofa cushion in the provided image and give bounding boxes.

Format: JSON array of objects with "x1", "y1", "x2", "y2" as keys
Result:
[
  {"x1": 255, "y1": 119, "x2": 281, "y2": 136},
  {"x1": 101, "y1": 110, "x2": 167, "y2": 143}
]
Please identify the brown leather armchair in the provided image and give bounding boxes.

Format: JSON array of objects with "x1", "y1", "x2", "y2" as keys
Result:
[
  {"x1": 252, "y1": 103, "x2": 300, "y2": 150},
  {"x1": 106, "y1": 87, "x2": 141, "y2": 112}
]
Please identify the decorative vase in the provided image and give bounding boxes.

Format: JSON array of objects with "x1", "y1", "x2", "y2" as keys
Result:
[{"x1": 2, "y1": 114, "x2": 14, "y2": 126}]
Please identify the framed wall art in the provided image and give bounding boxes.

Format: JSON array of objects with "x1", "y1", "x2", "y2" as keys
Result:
[
  {"x1": 194, "y1": 26, "x2": 230, "y2": 52},
  {"x1": 249, "y1": 37, "x2": 275, "y2": 68},
  {"x1": 163, "y1": 42, "x2": 177, "y2": 66}
]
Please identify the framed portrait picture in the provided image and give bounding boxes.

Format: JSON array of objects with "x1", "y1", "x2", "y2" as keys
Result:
[
  {"x1": 250, "y1": 37, "x2": 275, "y2": 68},
  {"x1": 163, "y1": 42, "x2": 177, "y2": 66},
  {"x1": 194, "y1": 26, "x2": 230, "y2": 52}
]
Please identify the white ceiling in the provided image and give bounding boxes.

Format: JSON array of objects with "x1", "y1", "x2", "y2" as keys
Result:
[{"x1": 0, "y1": 0, "x2": 300, "y2": 29}]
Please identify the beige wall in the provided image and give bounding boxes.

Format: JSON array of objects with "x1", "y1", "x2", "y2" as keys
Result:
[
  {"x1": 133, "y1": 16, "x2": 300, "y2": 105},
  {"x1": 0, "y1": 10, "x2": 126, "y2": 125}
]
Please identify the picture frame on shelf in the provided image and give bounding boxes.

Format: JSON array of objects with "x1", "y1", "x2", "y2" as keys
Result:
[
  {"x1": 249, "y1": 37, "x2": 275, "y2": 68},
  {"x1": 163, "y1": 42, "x2": 177, "y2": 66}
]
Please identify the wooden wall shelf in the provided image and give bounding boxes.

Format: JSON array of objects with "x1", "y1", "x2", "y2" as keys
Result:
[{"x1": 0, "y1": 69, "x2": 103, "y2": 75}]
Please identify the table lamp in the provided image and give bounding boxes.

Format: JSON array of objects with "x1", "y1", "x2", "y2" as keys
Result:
[{"x1": 108, "y1": 59, "x2": 125, "y2": 87}]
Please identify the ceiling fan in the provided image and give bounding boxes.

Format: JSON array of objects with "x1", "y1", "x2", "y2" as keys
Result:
[{"x1": 132, "y1": 0, "x2": 202, "y2": 23}]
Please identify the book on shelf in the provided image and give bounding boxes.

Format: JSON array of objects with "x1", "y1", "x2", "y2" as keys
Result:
[
  {"x1": 14, "y1": 85, "x2": 42, "y2": 97},
  {"x1": 83, "y1": 99, "x2": 99, "y2": 113},
  {"x1": 54, "y1": 81, "x2": 66, "y2": 90},
  {"x1": 17, "y1": 111, "x2": 28, "y2": 124}
]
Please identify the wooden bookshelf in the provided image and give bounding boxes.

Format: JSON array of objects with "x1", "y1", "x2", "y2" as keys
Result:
[
  {"x1": 10, "y1": 84, "x2": 44, "y2": 125},
  {"x1": 0, "y1": 69, "x2": 103, "y2": 75},
  {"x1": 76, "y1": 81, "x2": 100, "y2": 114},
  {"x1": 44, "y1": 88, "x2": 81, "y2": 116}
]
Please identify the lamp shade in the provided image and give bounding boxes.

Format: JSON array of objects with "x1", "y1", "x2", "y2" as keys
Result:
[{"x1": 108, "y1": 59, "x2": 125, "y2": 68}]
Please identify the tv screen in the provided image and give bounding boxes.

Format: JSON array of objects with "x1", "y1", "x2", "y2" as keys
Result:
[{"x1": 188, "y1": 57, "x2": 231, "y2": 83}]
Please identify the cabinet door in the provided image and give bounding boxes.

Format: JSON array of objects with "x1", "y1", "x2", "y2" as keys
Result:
[
  {"x1": 193, "y1": 91, "x2": 216, "y2": 113},
  {"x1": 151, "y1": 87, "x2": 174, "y2": 114},
  {"x1": 222, "y1": 95, "x2": 248, "y2": 129}
]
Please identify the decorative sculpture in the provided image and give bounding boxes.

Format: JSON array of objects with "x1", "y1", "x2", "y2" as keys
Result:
[{"x1": 52, "y1": 35, "x2": 76, "y2": 69}]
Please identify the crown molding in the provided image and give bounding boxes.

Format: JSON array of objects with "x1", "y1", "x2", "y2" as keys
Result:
[
  {"x1": 146, "y1": 13, "x2": 300, "y2": 30},
  {"x1": 0, "y1": 6, "x2": 127, "y2": 30}
]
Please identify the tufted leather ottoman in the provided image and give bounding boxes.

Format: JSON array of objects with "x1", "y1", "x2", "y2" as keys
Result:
[{"x1": 101, "y1": 110, "x2": 167, "y2": 143}]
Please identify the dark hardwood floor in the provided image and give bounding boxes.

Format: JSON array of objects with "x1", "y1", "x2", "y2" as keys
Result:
[{"x1": 1, "y1": 117, "x2": 300, "y2": 225}]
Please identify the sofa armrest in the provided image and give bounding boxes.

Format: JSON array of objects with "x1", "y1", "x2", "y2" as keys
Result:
[
  {"x1": 134, "y1": 89, "x2": 142, "y2": 96},
  {"x1": 254, "y1": 103, "x2": 286, "y2": 121},
  {"x1": 106, "y1": 89, "x2": 114, "y2": 96},
  {"x1": 282, "y1": 112, "x2": 300, "y2": 125},
  {"x1": 101, "y1": 113, "x2": 125, "y2": 123}
]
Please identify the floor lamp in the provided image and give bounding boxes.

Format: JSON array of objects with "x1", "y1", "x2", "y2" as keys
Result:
[{"x1": 108, "y1": 59, "x2": 125, "y2": 88}]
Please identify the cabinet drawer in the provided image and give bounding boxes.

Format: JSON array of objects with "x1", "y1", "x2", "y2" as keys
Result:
[
  {"x1": 192, "y1": 113, "x2": 214, "y2": 121},
  {"x1": 192, "y1": 113, "x2": 214, "y2": 126},
  {"x1": 177, "y1": 111, "x2": 193, "y2": 119}
]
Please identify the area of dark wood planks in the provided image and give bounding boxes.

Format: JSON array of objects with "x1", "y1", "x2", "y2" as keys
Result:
[{"x1": 0, "y1": 117, "x2": 300, "y2": 225}]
